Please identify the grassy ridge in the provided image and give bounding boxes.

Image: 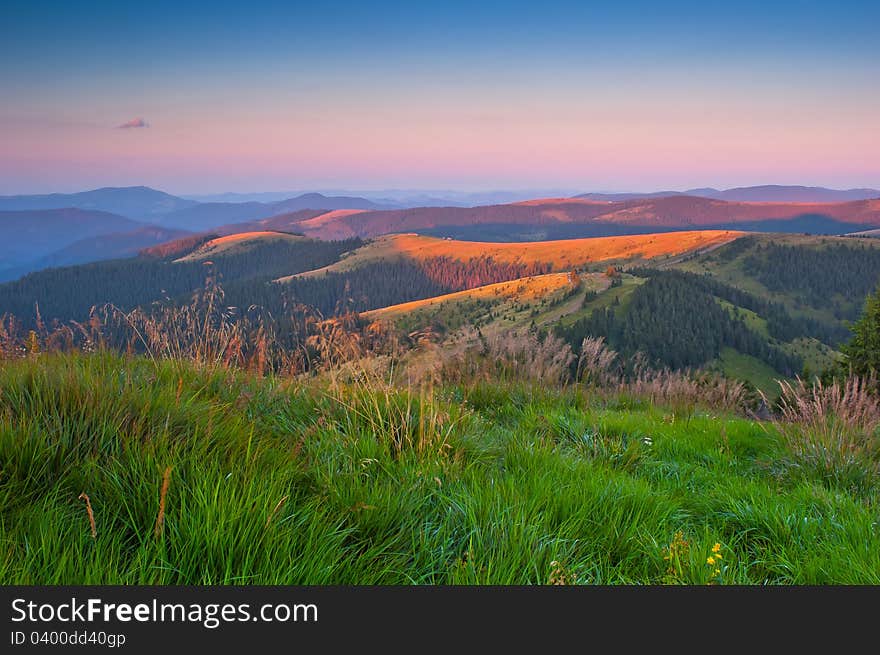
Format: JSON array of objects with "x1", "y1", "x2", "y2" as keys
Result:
[{"x1": 1, "y1": 352, "x2": 878, "y2": 584}]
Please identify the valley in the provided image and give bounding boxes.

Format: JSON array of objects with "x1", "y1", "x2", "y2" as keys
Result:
[{"x1": 2, "y1": 220, "x2": 878, "y2": 396}]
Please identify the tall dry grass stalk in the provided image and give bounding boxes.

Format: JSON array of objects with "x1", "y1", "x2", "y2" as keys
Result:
[
  {"x1": 318, "y1": 345, "x2": 465, "y2": 458},
  {"x1": 0, "y1": 270, "x2": 762, "y2": 420},
  {"x1": 577, "y1": 336, "x2": 619, "y2": 387},
  {"x1": 770, "y1": 376, "x2": 880, "y2": 477},
  {"x1": 265, "y1": 495, "x2": 289, "y2": 529},
  {"x1": 622, "y1": 367, "x2": 749, "y2": 415},
  {"x1": 0, "y1": 311, "x2": 86, "y2": 359},
  {"x1": 304, "y1": 313, "x2": 367, "y2": 380},
  {"x1": 154, "y1": 466, "x2": 172, "y2": 538},
  {"x1": 331, "y1": 382, "x2": 459, "y2": 458},
  {"x1": 78, "y1": 492, "x2": 96, "y2": 539},
  {"x1": 98, "y1": 271, "x2": 387, "y2": 377},
  {"x1": 433, "y1": 326, "x2": 575, "y2": 386},
  {"x1": 115, "y1": 269, "x2": 254, "y2": 370},
  {"x1": 774, "y1": 376, "x2": 880, "y2": 433}
]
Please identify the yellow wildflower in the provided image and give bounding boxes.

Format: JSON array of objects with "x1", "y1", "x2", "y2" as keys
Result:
[
  {"x1": 712, "y1": 543, "x2": 722, "y2": 553},
  {"x1": 707, "y1": 556, "x2": 716, "y2": 565}
]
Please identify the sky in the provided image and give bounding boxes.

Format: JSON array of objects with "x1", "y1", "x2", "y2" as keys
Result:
[{"x1": 1, "y1": 0, "x2": 879, "y2": 195}]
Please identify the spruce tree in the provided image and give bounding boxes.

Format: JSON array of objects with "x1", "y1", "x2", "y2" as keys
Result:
[{"x1": 841, "y1": 285, "x2": 880, "y2": 379}]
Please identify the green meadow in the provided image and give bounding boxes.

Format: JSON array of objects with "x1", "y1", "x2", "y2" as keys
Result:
[{"x1": 2, "y1": 352, "x2": 877, "y2": 585}]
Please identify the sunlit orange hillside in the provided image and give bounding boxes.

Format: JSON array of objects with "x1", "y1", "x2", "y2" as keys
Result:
[
  {"x1": 175, "y1": 231, "x2": 304, "y2": 261},
  {"x1": 276, "y1": 229, "x2": 743, "y2": 281},
  {"x1": 362, "y1": 272, "x2": 581, "y2": 320},
  {"x1": 295, "y1": 209, "x2": 366, "y2": 233}
]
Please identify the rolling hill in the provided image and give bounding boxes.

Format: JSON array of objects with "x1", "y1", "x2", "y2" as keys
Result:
[
  {"x1": 153, "y1": 193, "x2": 392, "y2": 231},
  {"x1": 346, "y1": 232, "x2": 880, "y2": 392},
  {"x1": 363, "y1": 272, "x2": 583, "y2": 319},
  {"x1": 1, "y1": 186, "x2": 393, "y2": 233},
  {"x1": 10, "y1": 226, "x2": 191, "y2": 278},
  {"x1": 9, "y1": 186, "x2": 880, "y2": 284},
  {"x1": 153, "y1": 201, "x2": 271, "y2": 230},
  {"x1": 361, "y1": 271, "x2": 608, "y2": 337},
  {"x1": 0, "y1": 228, "x2": 740, "y2": 332},
  {"x1": 0, "y1": 208, "x2": 144, "y2": 279},
  {"x1": 709, "y1": 185, "x2": 880, "y2": 203},
  {"x1": 0, "y1": 187, "x2": 393, "y2": 279},
  {"x1": 275, "y1": 230, "x2": 745, "y2": 282},
  {"x1": 3, "y1": 225, "x2": 880, "y2": 393},
  {"x1": 174, "y1": 231, "x2": 307, "y2": 261},
  {"x1": 587, "y1": 196, "x2": 880, "y2": 227},
  {"x1": 256, "y1": 196, "x2": 880, "y2": 242},
  {"x1": 0, "y1": 234, "x2": 363, "y2": 326},
  {"x1": 223, "y1": 209, "x2": 353, "y2": 235}
]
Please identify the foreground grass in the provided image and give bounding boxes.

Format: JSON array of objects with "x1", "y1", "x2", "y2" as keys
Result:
[{"x1": 1, "y1": 353, "x2": 878, "y2": 584}]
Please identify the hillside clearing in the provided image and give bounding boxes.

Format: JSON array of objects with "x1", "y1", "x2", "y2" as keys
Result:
[
  {"x1": 362, "y1": 272, "x2": 580, "y2": 320},
  {"x1": 277, "y1": 230, "x2": 744, "y2": 282},
  {"x1": 175, "y1": 231, "x2": 306, "y2": 262}
]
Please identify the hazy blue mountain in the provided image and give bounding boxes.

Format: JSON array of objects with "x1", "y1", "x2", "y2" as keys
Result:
[
  {"x1": 185, "y1": 189, "x2": 582, "y2": 208},
  {"x1": 0, "y1": 208, "x2": 141, "y2": 266},
  {"x1": 155, "y1": 193, "x2": 392, "y2": 230},
  {"x1": 35, "y1": 225, "x2": 189, "y2": 268},
  {"x1": 710, "y1": 185, "x2": 880, "y2": 202},
  {"x1": 576, "y1": 185, "x2": 880, "y2": 203},
  {"x1": 271, "y1": 193, "x2": 391, "y2": 213},
  {"x1": 182, "y1": 191, "x2": 303, "y2": 203},
  {"x1": 0, "y1": 226, "x2": 192, "y2": 283},
  {"x1": 374, "y1": 190, "x2": 579, "y2": 207},
  {"x1": 154, "y1": 202, "x2": 271, "y2": 231},
  {"x1": 575, "y1": 190, "x2": 695, "y2": 201},
  {"x1": 0, "y1": 208, "x2": 194, "y2": 282},
  {"x1": 0, "y1": 186, "x2": 197, "y2": 220}
]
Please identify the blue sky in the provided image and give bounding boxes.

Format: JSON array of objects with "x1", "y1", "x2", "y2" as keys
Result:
[{"x1": 2, "y1": 1, "x2": 878, "y2": 194}]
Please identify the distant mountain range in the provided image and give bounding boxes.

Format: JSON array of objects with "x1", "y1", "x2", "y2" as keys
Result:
[
  {"x1": 183, "y1": 189, "x2": 580, "y2": 207},
  {"x1": 222, "y1": 195, "x2": 878, "y2": 242},
  {"x1": 0, "y1": 186, "x2": 198, "y2": 220},
  {"x1": 0, "y1": 187, "x2": 393, "y2": 279},
  {"x1": 37, "y1": 225, "x2": 189, "y2": 269},
  {"x1": 153, "y1": 193, "x2": 394, "y2": 231},
  {"x1": 191, "y1": 185, "x2": 879, "y2": 206},
  {"x1": 0, "y1": 206, "x2": 189, "y2": 282},
  {"x1": 3, "y1": 184, "x2": 880, "y2": 283},
  {"x1": 0, "y1": 186, "x2": 392, "y2": 229},
  {"x1": 0, "y1": 208, "x2": 141, "y2": 280},
  {"x1": 576, "y1": 185, "x2": 880, "y2": 203}
]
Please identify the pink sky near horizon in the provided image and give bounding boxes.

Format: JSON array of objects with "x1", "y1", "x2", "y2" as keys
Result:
[
  {"x1": 2, "y1": 70, "x2": 879, "y2": 194},
  {"x1": 3, "y1": 2, "x2": 879, "y2": 195}
]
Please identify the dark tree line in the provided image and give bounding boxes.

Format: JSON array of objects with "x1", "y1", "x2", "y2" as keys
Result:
[
  {"x1": 627, "y1": 268, "x2": 848, "y2": 345},
  {"x1": 0, "y1": 239, "x2": 551, "y2": 349},
  {"x1": 557, "y1": 273, "x2": 802, "y2": 374},
  {"x1": 255, "y1": 261, "x2": 451, "y2": 317},
  {"x1": 277, "y1": 256, "x2": 552, "y2": 317},
  {"x1": 419, "y1": 256, "x2": 551, "y2": 290},
  {"x1": 713, "y1": 235, "x2": 758, "y2": 262},
  {"x1": 743, "y1": 241, "x2": 880, "y2": 320},
  {"x1": 0, "y1": 238, "x2": 362, "y2": 327}
]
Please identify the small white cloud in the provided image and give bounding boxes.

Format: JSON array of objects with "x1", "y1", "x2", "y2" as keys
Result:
[{"x1": 117, "y1": 117, "x2": 149, "y2": 129}]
